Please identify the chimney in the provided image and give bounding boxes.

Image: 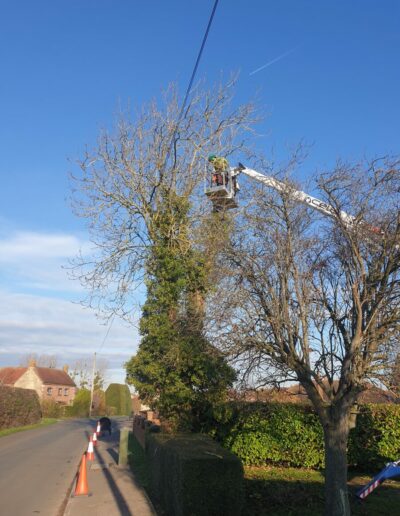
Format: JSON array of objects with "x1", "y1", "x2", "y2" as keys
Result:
[
  {"x1": 63, "y1": 364, "x2": 69, "y2": 373},
  {"x1": 28, "y1": 359, "x2": 37, "y2": 368}
]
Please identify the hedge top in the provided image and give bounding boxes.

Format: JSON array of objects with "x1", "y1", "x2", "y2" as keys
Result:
[{"x1": 149, "y1": 433, "x2": 242, "y2": 463}]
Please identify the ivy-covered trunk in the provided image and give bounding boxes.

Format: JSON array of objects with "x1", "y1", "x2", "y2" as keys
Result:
[
  {"x1": 125, "y1": 194, "x2": 236, "y2": 431},
  {"x1": 323, "y1": 416, "x2": 351, "y2": 516}
]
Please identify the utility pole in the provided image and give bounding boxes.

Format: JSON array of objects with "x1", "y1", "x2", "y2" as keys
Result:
[{"x1": 89, "y1": 352, "x2": 96, "y2": 417}]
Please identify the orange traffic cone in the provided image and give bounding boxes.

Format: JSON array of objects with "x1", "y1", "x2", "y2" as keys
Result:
[
  {"x1": 96, "y1": 422, "x2": 101, "y2": 435},
  {"x1": 87, "y1": 436, "x2": 94, "y2": 461},
  {"x1": 74, "y1": 453, "x2": 89, "y2": 496},
  {"x1": 92, "y1": 432, "x2": 98, "y2": 446}
]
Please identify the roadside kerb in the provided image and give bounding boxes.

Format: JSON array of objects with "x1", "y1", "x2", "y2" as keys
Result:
[{"x1": 64, "y1": 419, "x2": 156, "y2": 516}]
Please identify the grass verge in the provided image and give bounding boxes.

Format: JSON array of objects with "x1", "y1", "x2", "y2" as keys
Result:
[
  {"x1": 0, "y1": 418, "x2": 58, "y2": 438},
  {"x1": 126, "y1": 432, "x2": 400, "y2": 515},
  {"x1": 244, "y1": 466, "x2": 400, "y2": 516}
]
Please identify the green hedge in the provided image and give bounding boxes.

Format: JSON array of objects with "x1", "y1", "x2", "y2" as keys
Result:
[
  {"x1": 105, "y1": 383, "x2": 131, "y2": 415},
  {"x1": 348, "y1": 404, "x2": 400, "y2": 468},
  {"x1": 146, "y1": 433, "x2": 244, "y2": 516},
  {"x1": 0, "y1": 386, "x2": 41, "y2": 429},
  {"x1": 211, "y1": 402, "x2": 400, "y2": 470},
  {"x1": 212, "y1": 402, "x2": 324, "y2": 468}
]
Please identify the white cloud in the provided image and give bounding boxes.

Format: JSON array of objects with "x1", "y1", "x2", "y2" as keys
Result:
[
  {"x1": 0, "y1": 230, "x2": 89, "y2": 293},
  {"x1": 0, "y1": 228, "x2": 141, "y2": 385},
  {"x1": 0, "y1": 232, "x2": 84, "y2": 261},
  {"x1": 0, "y1": 290, "x2": 139, "y2": 384}
]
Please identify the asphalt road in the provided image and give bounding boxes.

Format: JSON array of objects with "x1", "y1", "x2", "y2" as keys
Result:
[{"x1": 0, "y1": 418, "x2": 95, "y2": 516}]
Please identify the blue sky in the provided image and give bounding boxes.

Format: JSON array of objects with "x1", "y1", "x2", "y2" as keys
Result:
[{"x1": 0, "y1": 1, "x2": 399, "y2": 383}]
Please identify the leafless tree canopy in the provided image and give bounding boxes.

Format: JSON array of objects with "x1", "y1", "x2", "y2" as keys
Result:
[
  {"x1": 207, "y1": 155, "x2": 400, "y2": 514},
  {"x1": 69, "y1": 80, "x2": 258, "y2": 320},
  {"x1": 70, "y1": 358, "x2": 108, "y2": 390},
  {"x1": 19, "y1": 353, "x2": 59, "y2": 369},
  {"x1": 211, "y1": 156, "x2": 400, "y2": 416}
]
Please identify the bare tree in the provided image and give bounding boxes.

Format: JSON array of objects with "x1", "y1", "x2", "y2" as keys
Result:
[
  {"x1": 69, "y1": 79, "x2": 258, "y2": 320},
  {"x1": 389, "y1": 352, "x2": 400, "y2": 396},
  {"x1": 70, "y1": 357, "x2": 108, "y2": 390},
  {"x1": 211, "y1": 156, "x2": 400, "y2": 516},
  {"x1": 19, "y1": 353, "x2": 58, "y2": 368}
]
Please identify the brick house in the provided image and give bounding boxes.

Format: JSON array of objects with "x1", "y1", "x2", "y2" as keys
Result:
[
  {"x1": 131, "y1": 394, "x2": 150, "y2": 414},
  {"x1": 0, "y1": 360, "x2": 76, "y2": 405}
]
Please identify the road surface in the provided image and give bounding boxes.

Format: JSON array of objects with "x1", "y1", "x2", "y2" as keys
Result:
[{"x1": 0, "y1": 418, "x2": 94, "y2": 516}]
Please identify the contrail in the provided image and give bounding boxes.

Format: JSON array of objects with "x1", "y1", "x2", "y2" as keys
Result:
[{"x1": 249, "y1": 47, "x2": 297, "y2": 76}]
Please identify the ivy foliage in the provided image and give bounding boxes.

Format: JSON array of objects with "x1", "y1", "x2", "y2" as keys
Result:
[{"x1": 125, "y1": 193, "x2": 236, "y2": 431}]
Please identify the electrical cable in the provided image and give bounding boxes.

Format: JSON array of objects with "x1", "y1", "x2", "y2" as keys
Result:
[
  {"x1": 91, "y1": 2, "x2": 219, "y2": 397},
  {"x1": 164, "y1": 0, "x2": 220, "y2": 168},
  {"x1": 97, "y1": 315, "x2": 115, "y2": 354}
]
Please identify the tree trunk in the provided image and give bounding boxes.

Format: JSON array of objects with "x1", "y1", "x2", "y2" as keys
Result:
[{"x1": 323, "y1": 417, "x2": 351, "y2": 516}]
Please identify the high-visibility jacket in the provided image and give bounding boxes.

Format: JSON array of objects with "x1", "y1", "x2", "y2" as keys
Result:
[{"x1": 212, "y1": 157, "x2": 228, "y2": 172}]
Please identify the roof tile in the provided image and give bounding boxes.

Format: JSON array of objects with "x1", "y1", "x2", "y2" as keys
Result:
[
  {"x1": 0, "y1": 367, "x2": 27, "y2": 385},
  {"x1": 0, "y1": 366, "x2": 76, "y2": 387},
  {"x1": 35, "y1": 367, "x2": 76, "y2": 386}
]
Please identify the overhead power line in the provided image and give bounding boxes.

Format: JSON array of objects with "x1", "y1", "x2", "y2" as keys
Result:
[
  {"x1": 164, "y1": 0, "x2": 220, "y2": 168},
  {"x1": 97, "y1": 315, "x2": 115, "y2": 354}
]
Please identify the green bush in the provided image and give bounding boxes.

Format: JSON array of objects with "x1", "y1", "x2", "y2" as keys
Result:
[
  {"x1": 211, "y1": 402, "x2": 400, "y2": 470},
  {"x1": 214, "y1": 403, "x2": 324, "y2": 468},
  {"x1": 0, "y1": 386, "x2": 41, "y2": 429},
  {"x1": 40, "y1": 399, "x2": 64, "y2": 418},
  {"x1": 64, "y1": 389, "x2": 106, "y2": 418},
  {"x1": 105, "y1": 384, "x2": 131, "y2": 415},
  {"x1": 66, "y1": 388, "x2": 91, "y2": 417},
  {"x1": 146, "y1": 433, "x2": 243, "y2": 516},
  {"x1": 348, "y1": 404, "x2": 400, "y2": 468}
]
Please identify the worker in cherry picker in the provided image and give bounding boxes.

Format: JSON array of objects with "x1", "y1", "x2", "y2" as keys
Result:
[
  {"x1": 208, "y1": 155, "x2": 228, "y2": 187},
  {"x1": 208, "y1": 155, "x2": 239, "y2": 195}
]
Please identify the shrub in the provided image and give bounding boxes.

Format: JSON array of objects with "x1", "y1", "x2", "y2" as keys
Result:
[
  {"x1": 212, "y1": 402, "x2": 400, "y2": 470},
  {"x1": 214, "y1": 402, "x2": 324, "y2": 468},
  {"x1": 348, "y1": 404, "x2": 400, "y2": 468},
  {"x1": 105, "y1": 383, "x2": 131, "y2": 415},
  {"x1": 0, "y1": 386, "x2": 41, "y2": 429},
  {"x1": 64, "y1": 389, "x2": 106, "y2": 417},
  {"x1": 92, "y1": 389, "x2": 106, "y2": 416},
  {"x1": 66, "y1": 388, "x2": 91, "y2": 417},
  {"x1": 146, "y1": 433, "x2": 243, "y2": 516},
  {"x1": 41, "y1": 399, "x2": 64, "y2": 418}
]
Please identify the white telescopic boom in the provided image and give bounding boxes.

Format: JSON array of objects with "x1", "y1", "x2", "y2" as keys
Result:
[{"x1": 238, "y1": 166, "x2": 355, "y2": 226}]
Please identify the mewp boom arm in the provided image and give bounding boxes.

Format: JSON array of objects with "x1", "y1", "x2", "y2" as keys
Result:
[{"x1": 237, "y1": 165, "x2": 355, "y2": 226}]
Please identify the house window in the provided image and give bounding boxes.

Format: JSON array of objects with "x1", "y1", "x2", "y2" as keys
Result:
[
  {"x1": 58, "y1": 388, "x2": 62, "y2": 396},
  {"x1": 47, "y1": 387, "x2": 52, "y2": 396},
  {"x1": 64, "y1": 388, "x2": 69, "y2": 396}
]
